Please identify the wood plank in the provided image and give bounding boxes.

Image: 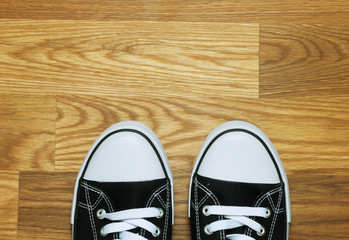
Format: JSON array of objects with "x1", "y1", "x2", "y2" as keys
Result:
[
  {"x1": 55, "y1": 95, "x2": 349, "y2": 172},
  {"x1": 0, "y1": 20, "x2": 258, "y2": 98},
  {"x1": 289, "y1": 169, "x2": 349, "y2": 240},
  {"x1": 0, "y1": 1, "x2": 348, "y2": 24},
  {"x1": 54, "y1": 94, "x2": 348, "y2": 239},
  {"x1": 0, "y1": 95, "x2": 56, "y2": 170},
  {"x1": 260, "y1": 24, "x2": 349, "y2": 99},
  {"x1": 18, "y1": 171, "x2": 76, "y2": 239},
  {"x1": 0, "y1": 171, "x2": 19, "y2": 240}
]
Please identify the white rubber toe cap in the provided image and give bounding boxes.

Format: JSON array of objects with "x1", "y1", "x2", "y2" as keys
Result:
[
  {"x1": 77, "y1": 121, "x2": 172, "y2": 182},
  {"x1": 197, "y1": 130, "x2": 280, "y2": 184},
  {"x1": 83, "y1": 131, "x2": 165, "y2": 182}
]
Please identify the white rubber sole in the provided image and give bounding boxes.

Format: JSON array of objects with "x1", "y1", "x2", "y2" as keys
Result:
[
  {"x1": 71, "y1": 121, "x2": 174, "y2": 229},
  {"x1": 188, "y1": 121, "x2": 291, "y2": 227}
]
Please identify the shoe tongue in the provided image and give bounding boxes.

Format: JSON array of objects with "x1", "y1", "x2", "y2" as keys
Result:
[
  {"x1": 83, "y1": 178, "x2": 168, "y2": 211},
  {"x1": 196, "y1": 174, "x2": 281, "y2": 235}
]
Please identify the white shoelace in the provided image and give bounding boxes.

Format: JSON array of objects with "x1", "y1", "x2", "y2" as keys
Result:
[
  {"x1": 97, "y1": 207, "x2": 163, "y2": 240},
  {"x1": 202, "y1": 205, "x2": 271, "y2": 240}
]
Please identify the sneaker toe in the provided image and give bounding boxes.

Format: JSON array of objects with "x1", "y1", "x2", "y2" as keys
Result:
[{"x1": 197, "y1": 130, "x2": 280, "y2": 184}]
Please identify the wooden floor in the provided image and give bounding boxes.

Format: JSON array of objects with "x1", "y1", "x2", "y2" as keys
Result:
[{"x1": 0, "y1": 1, "x2": 349, "y2": 239}]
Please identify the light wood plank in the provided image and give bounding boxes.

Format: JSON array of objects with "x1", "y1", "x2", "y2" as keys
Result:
[
  {"x1": 18, "y1": 171, "x2": 76, "y2": 239},
  {"x1": 0, "y1": 20, "x2": 258, "y2": 98},
  {"x1": 55, "y1": 95, "x2": 349, "y2": 172},
  {"x1": 0, "y1": 95, "x2": 56, "y2": 170},
  {"x1": 0, "y1": 1, "x2": 348, "y2": 24},
  {"x1": 0, "y1": 171, "x2": 19, "y2": 240},
  {"x1": 55, "y1": 94, "x2": 349, "y2": 239},
  {"x1": 260, "y1": 24, "x2": 349, "y2": 99}
]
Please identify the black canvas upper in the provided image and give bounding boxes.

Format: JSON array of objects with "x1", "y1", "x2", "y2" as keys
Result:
[
  {"x1": 190, "y1": 174, "x2": 287, "y2": 240},
  {"x1": 74, "y1": 178, "x2": 172, "y2": 240}
]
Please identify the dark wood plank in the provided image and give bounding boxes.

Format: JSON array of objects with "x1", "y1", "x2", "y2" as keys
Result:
[
  {"x1": 0, "y1": 1, "x2": 348, "y2": 23},
  {"x1": 260, "y1": 24, "x2": 349, "y2": 99},
  {"x1": 289, "y1": 169, "x2": 349, "y2": 240},
  {"x1": 0, "y1": 95, "x2": 56, "y2": 170},
  {"x1": 0, "y1": 20, "x2": 258, "y2": 99},
  {"x1": 18, "y1": 171, "x2": 76, "y2": 239}
]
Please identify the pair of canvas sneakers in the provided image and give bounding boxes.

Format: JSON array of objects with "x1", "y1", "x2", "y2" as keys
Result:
[{"x1": 71, "y1": 121, "x2": 291, "y2": 240}]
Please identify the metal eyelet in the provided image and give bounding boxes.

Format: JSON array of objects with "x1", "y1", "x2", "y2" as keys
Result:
[
  {"x1": 202, "y1": 205, "x2": 210, "y2": 216},
  {"x1": 204, "y1": 224, "x2": 212, "y2": 235},
  {"x1": 157, "y1": 208, "x2": 164, "y2": 218},
  {"x1": 257, "y1": 226, "x2": 265, "y2": 236},
  {"x1": 265, "y1": 207, "x2": 271, "y2": 218},
  {"x1": 153, "y1": 227, "x2": 161, "y2": 237},
  {"x1": 96, "y1": 208, "x2": 106, "y2": 219},
  {"x1": 100, "y1": 226, "x2": 107, "y2": 237}
]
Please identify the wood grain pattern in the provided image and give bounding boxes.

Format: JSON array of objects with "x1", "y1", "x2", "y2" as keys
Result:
[
  {"x1": 0, "y1": 20, "x2": 258, "y2": 98},
  {"x1": 0, "y1": 1, "x2": 349, "y2": 24},
  {"x1": 0, "y1": 171, "x2": 19, "y2": 240},
  {"x1": 18, "y1": 171, "x2": 76, "y2": 239},
  {"x1": 55, "y1": 94, "x2": 349, "y2": 239},
  {"x1": 0, "y1": 95, "x2": 56, "y2": 171},
  {"x1": 260, "y1": 24, "x2": 349, "y2": 99},
  {"x1": 289, "y1": 169, "x2": 349, "y2": 239},
  {"x1": 1, "y1": 1, "x2": 349, "y2": 239},
  {"x1": 55, "y1": 95, "x2": 349, "y2": 172}
]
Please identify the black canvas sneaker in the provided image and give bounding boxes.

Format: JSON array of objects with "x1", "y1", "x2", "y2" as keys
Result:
[
  {"x1": 189, "y1": 121, "x2": 291, "y2": 240},
  {"x1": 71, "y1": 121, "x2": 174, "y2": 240}
]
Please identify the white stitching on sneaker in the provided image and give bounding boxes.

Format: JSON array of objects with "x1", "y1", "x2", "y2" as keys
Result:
[
  {"x1": 85, "y1": 187, "x2": 98, "y2": 240},
  {"x1": 194, "y1": 178, "x2": 201, "y2": 240},
  {"x1": 81, "y1": 182, "x2": 118, "y2": 239},
  {"x1": 162, "y1": 183, "x2": 170, "y2": 240},
  {"x1": 196, "y1": 179, "x2": 224, "y2": 240},
  {"x1": 81, "y1": 182, "x2": 114, "y2": 212},
  {"x1": 156, "y1": 193, "x2": 167, "y2": 209},
  {"x1": 267, "y1": 194, "x2": 285, "y2": 214},
  {"x1": 191, "y1": 192, "x2": 210, "y2": 211},
  {"x1": 78, "y1": 194, "x2": 103, "y2": 210},
  {"x1": 140, "y1": 184, "x2": 168, "y2": 237},
  {"x1": 146, "y1": 184, "x2": 167, "y2": 207},
  {"x1": 246, "y1": 186, "x2": 282, "y2": 236},
  {"x1": 268, "y1": 190, "x2": 283, "y2": 240},
  {"x1": 198, "y1": 194, "x2": 210, "y2": 209}
]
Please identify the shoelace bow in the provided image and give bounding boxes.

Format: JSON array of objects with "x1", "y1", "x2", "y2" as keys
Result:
[
  {"x1": 202, "y1": 205, "x2": 271, "y2": 240},
  {"x1": 97, "y1": 207, "x2": 163, "y2": 240}
]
